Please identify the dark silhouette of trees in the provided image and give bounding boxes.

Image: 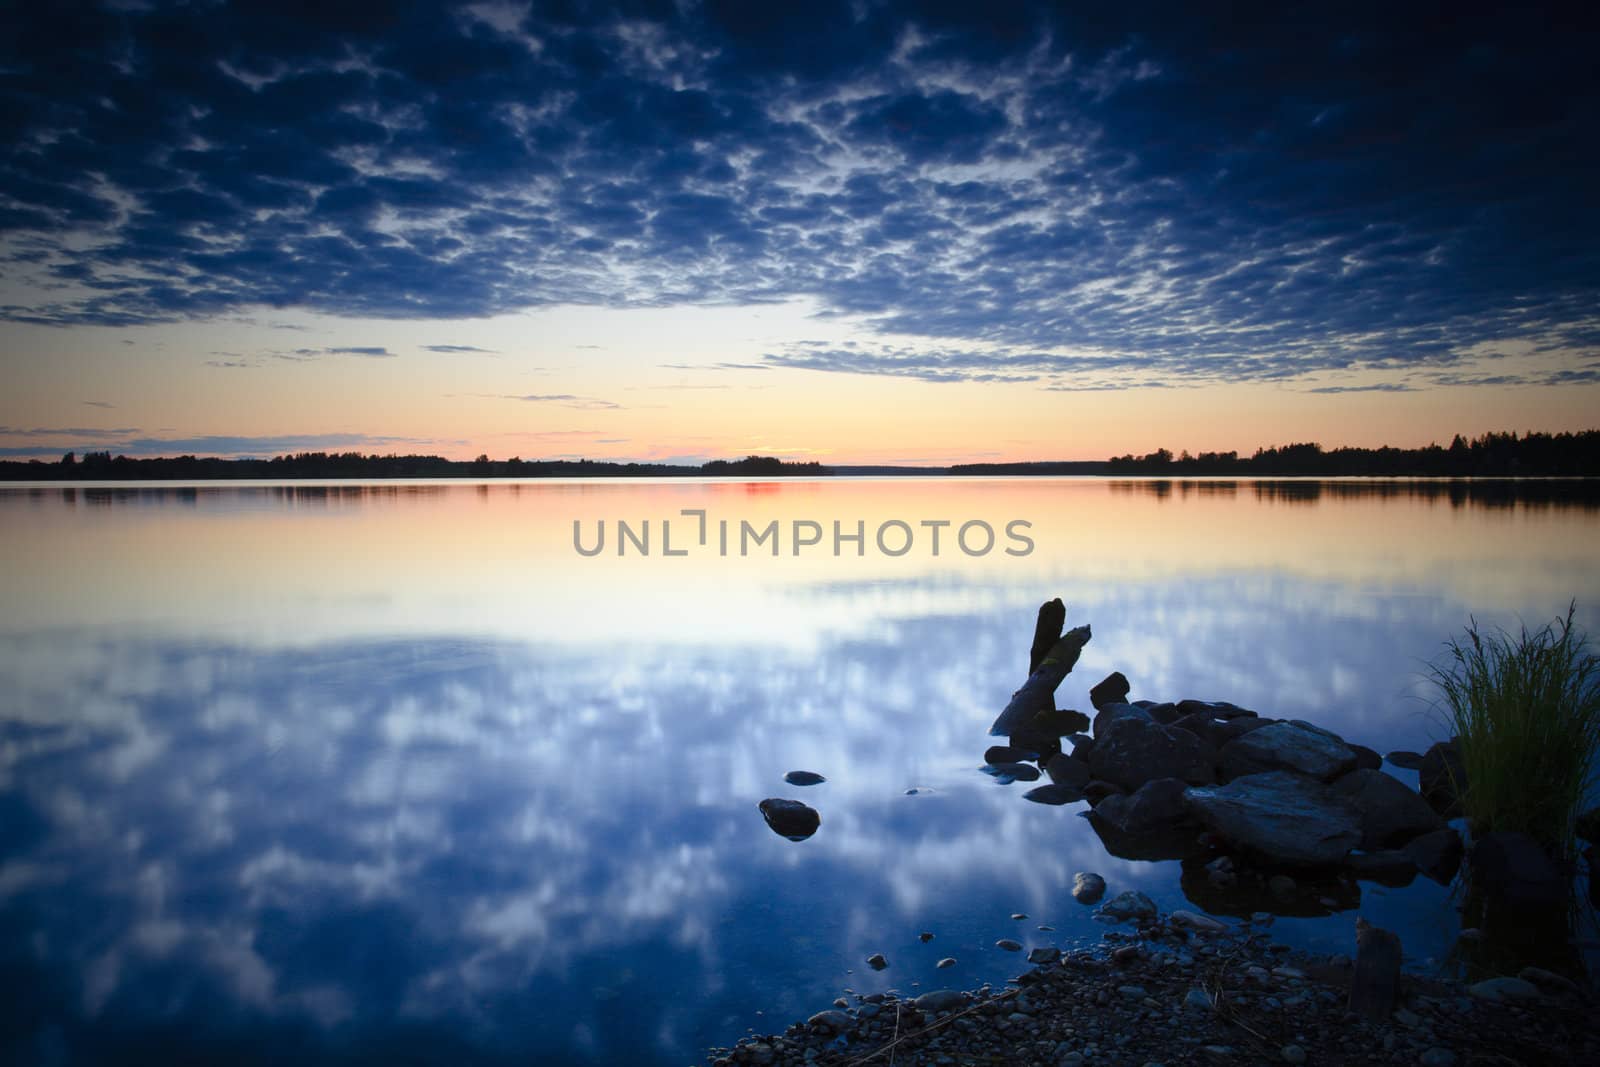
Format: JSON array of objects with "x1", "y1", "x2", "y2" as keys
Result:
[{"x1": 1106, "y1": 431, "x2": 1600, "y2": 476}]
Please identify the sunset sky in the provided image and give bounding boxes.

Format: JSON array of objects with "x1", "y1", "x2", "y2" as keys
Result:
[{"x1": 2, "y1": 2, "x2": 1597, "y2": 465}]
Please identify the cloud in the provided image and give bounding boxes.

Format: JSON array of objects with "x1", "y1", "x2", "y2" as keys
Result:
[
  {"x1": 422, "y1": 344, "x2": 498, "y2": 354},
  {"x1": 1305, "y1": 383, "x2": 1418, "y2": 394},
  {"x1": 0, "y1": 432, "x2": 444, "y2": 458},
  {"x1": 0, "y1": 426, "x2": 140, "y2": 439},
  {"x1": 0, "y1": 4, "x2": 1594, "y2": 387},
  {"x1": 491, "y1": 394, "x2": 622, "y2": 410},
  {"x1": 81, "y1": 401, "x2": 115, "y2": 409}
]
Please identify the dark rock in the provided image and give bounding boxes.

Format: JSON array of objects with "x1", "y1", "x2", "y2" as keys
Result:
[
  {"x1": 995, "y1": 938, "x2": 1022, "y2": 951},
  {"x1": 1093, "y1": 777, "x2": 1192, "y2": 835},
  {"x1": 1044, "y1": 752, "x2": 1091, "y2": 787},
  {"x1": 1214, "y1": 716, "x2": 1272, "y2": 743},
  {"x1": 759, "y1": 798, "x2": 820, "y2": 840},
  {"x1": 1349, "y1": 744, "x2": 1382, "y2": 772},
  {"x1": 1403, "y1": 827, "x2": 1464, "y2": 884},
  {"x1": 1067, "y1": 733, "x2": 1095, "y2": 760},
  {"x1": 1023, "y1": 782, "x2": 1085, "y2": 805},
  {"x1": 1092, "y1": 701, "x2": 1154, "y2": 737},
  {"x1": 1145, "y1": 702, "x2": 1182, "y2": 725},
  {"x1": 1090, "y1": 716, "x2": 1216, "y2": 791},
  {"x1": 919, "y1": 931, "x2": 934, "y2": 942},
  {"x1": 912, "y1": 990, "x2": 966, "y2": 1014},
  {"x1": 1344, "y1": 850, "x2": 1418, "y2": 886},
  {"x1": 1219, "y1": 721, "x2": 1358, "y2": 782},
  {"x1": 807, "y1": 1009, "x2": 853, "y2": 1033},
  {"x1": 1349, "y1": 919, "x2": 1401, "y2": 1022},
  {"x1": 981, "y1": 761, "x2": 1041, "y2": 783},
  {"x1": 1576, "y1": 806, "x2": 1600, "y2": 845},
  {"x1": 1089, "y1": 672, "x2": 1130, "y2": 708},
  {"x1": 1072, "y1": 871, "x2": 1107, "y2": 904},
  {"x1": 1176, "y1": 699, "x2": 1258, "y2": 720},
  {"x1": 1182, "y1": 771, "x2": 1363, "y2": 867},
  {"x1": 1088, "y1": 809, "x2": 1204, "y2": 861},
  {"x1": 866, "y1": 952, "x2": 888, "y2": 970},
  {"x1": 1470, "y1": 831, "x2": 1567, "y2": 913},
  {"x1": 984, "y1": 745, "x2": 1032, "y2": 764},
  {"x1": 1418, "y1": 739, "x2": 1466, "y2": 817},
  {"x1": 1330, "y1": 768, "x2": 1446, "y2": 849},
  {"x1": 1386, "y1": 750, "x2": 1425, "y2": 771},
  {"x1": 1082, "y1": 780, "x2": 1124, "y2": 805},
  {"x1": 1031, "y1": 707, "x2": 1091, "y2": 736},
  {"x1": 783, "y1": 770, "x2": 826, "y2": 786}
]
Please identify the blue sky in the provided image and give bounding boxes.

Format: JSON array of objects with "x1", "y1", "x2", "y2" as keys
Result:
[{"x1": 1, "y1": 1, "x2": 1597, "y2": 463}]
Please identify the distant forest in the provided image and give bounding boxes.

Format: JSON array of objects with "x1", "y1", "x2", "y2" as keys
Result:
[{"x1": 1, "y1": 431, "x2": 1596, "y2": 480}]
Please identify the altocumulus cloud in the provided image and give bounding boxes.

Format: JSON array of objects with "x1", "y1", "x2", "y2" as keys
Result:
[{"x1": 1, "y1": 3, "x2": 1596, "y2": 385}]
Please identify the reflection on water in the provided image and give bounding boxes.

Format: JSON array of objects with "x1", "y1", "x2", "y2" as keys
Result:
[{"x1": 1, "y1": 479, "x2": 1598, "y2": 1065}]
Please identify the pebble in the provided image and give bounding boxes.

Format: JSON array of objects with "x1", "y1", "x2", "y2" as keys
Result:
[
  {"x1": 996, "y1": 939, "x2": 1023, "y2": 951},
  {"x1": 1419, "y1": 1050, "x2": 1456, "y2": 1066},
  {"x1": 1280, "y1": 1044, "x2": 1306, "y2": 1064},
  {"x1": 866, "y1": 953, "x2": 888, "y2": 971},
  {"x1": 937, "y1": 957, "x2": 956, "y2": 968},
  {"x1": 1071, "y1": 871, "x2": 1107, "y2": 904}
]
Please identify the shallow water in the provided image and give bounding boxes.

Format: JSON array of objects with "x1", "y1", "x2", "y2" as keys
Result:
[{"x1": 1, "y1": 477, "x2": 1597, "y2": 1065}]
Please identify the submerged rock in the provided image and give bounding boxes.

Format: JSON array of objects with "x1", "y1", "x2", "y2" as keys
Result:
[
  {"x1": 1098, "y1": 890, "x2": 1157, "y2": 921},
  {"x1": 1092, "y1": 776, "x2": 1192, "y2": 836},
  {"x1": 1023, "y1": 782, "x2": 1084, "y2": 805},
  {"x1": 758, "y1": 798, "x2": 820, "y2": 840},
  {"x1": 1182, "y1": 771, "x2": 1362, "y2": 867},
  {"x1": 995, "y1": 938, "x2": 1022, "y2": 951},
  {"x1": 866, "y1": 953, "x2": 889, "y2": 970},
  {"x1": 1219, "y1": 720, "x2": 1358, "y2": 782},
  {"x1": 783, "y1": 770, "x2": 826, "y2": 786}
]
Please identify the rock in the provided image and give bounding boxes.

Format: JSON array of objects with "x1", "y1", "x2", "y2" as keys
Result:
[
  {"x1": 1468, "y1": 976, "x2": 1541, "y2": 1001},
  {"x1": 1177, "y1": 699, "x2": 1257, "y2": 720},
  {"x1": 1218, "y1": 721, "x2": 1358, "y2": 782},
  {"x1": 1169, "y1": 909, "x2": 1229, "y2": 934},
  {"x1": 1471, "y1": 831, "x2": 1567, "y2": 912},
  {"x1": 1268, "y1": 874, "x2": 1297, "y2": 898},
  {"x1": 919, "y1": 931, "x2": 934, "y2": 942},
  {"x1": 1418, "y1": 739, "x2": 1466, "y2": 817},
  {"x1": 759, "y1": 798, "x2": 821, "y2": 840},
  {"x1": 1182, "y1": 771, "x2": 1363, "y2": 867},
  {"x1": 984, "y1": 745, "x2": 1032, "y2": 764},
  {"x1": 1402, "y1": 827, "x2": 1463, "y2": 884},
  {"x1": 912, "y1": 989, "x2": 967, "y2": 1014},
  {"x1": 1385, "y1": 750, "x2": 1425, "y2": 770},
  {"x1": 1349, "y1": 744, "x2": 1382, "y2": 771},
  {"x1": 1577, "y1": 806, "x2": 1600, "y2": 845},
  {"x1": 1011, "y1": 912, "x2": 1027, "y2": 920},
  {"x1": 1098, "y1": 890, "x2": 1157, "y2": 921},
  {"x1": 1023, "y1": 782, "x2": 1085, "y2": 805},
  {"x1": 1145, "y1": 702, "x2": 1183, "y2": 725},
  {"x1": 1349, "y1": 919, "x2": 1402, "y2": 1022},
  {"x1": 1044, "y1": 752, "x2": 1092, "y2": 787},
  {"x1": 1090, "y1": 716, "x2": 1216, "y2": 791},
  {"x1": 983, "y1": 761, "x2": 1042, "y2": 783},
  {"x1": 1027, "y1": 947, "x2": 1059, "y2": 964},
  {"x1": 1092, "y1": 700, "x2": 1155, "y2": 737},
  {"x1": 936, "y1": 957, "x2": 956, "y2": 969},
  {"x1": 1089, "y1": 672, "x2": 1130, "y2": 708},
  {"x1": 1082, "y1": 780, "x2": 1125, "y2": 805},
  {"x1": 995, "y1": 939, "x2": 1023, "y2": 951},
  {"x1": 1067, "y1": 733, "x2": 1095, "y2": 760},
  {"x1": 1331, "y1": 768, "x2": 1445, "y2": 849},
  {"x1": 783, "y1": 770, "x2": 826, "y2": 786},
  {"x1": 866, "y1": 953, "x2": 888, "y2": 970},
  {"x1": 1072, "y1": 871, "x2": 1107, "y2": 904},
  {"x1": 1518, "y1": 966, "x2": 1583, "y2": 998},
  {"x1": 807, "y1": 1010, "x2": 852, "y2": 1032},
  {"x1": 1093, "y1": 777, "x2": 1192, "y2": 835},
  {"x1": 1344, "y1": 850, "x2": 1418, "y2": 886},
  {"x1": 1280, "y1": 1044, "x2": 1306, "y2": 1064},
  {"x1": 1031, "y1": 707, "x2": 1091, "y2": 736},
  {"x1": 1419, "y1": 1049, "x2": 1457, "y2": 1067},
  {"x1": 1183, "y1": 987, "x2": 1214, "y2": 1013}
]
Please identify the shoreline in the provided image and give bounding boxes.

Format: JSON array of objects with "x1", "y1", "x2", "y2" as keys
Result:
[{"x1": 705, "y1": 908, "x2": 1597, "y2": 1067}]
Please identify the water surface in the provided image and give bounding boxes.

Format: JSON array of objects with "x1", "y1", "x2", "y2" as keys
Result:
[{"x1": 2, "y1": 478, "x2": 1597, "y2": 1065}]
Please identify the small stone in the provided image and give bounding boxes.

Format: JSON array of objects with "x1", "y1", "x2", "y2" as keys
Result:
[
  {"x1": 1170, "y1": 909, "x2": 1228, "y2": 934},
  {"x1": 1012, "y1": 913, "x2": 1027, "y2": 920},
  {"x1": 1419, "y1": 1050, "x2": 1456, "y2": 1067},
  {"x1": 1098, "y1": 890, "x2": 1157, "y2": 921},
  {"x1": 784, "y1": 770, "x2": 826, "y2": 786},
  {"x1": 807, "y1": 1010, "x2": 852, "y2": 1033},
  {"x1": 919, "y1": 931, "x2": 934, "y2": 942},
  {"x1": 866, "y1": 953, "x2": 888, "y2": 971},
  {"x1": 996, "y1": 939, "x2": 1023, "y2": 951},
  {"x1": 937, "y1": 957, "x2": 956, "y2": 969},
  {"x1": 1280, "y1": 1044, "x2": 1306, "y2": 1064},
  {"x1": 1072, "y1": 871, "x2": 1108, "y2": 904},
  {"x1": 1183, "y1": 987, "x2": 1214, "y2": 1013},
  {"x1": 1119, "y1": 985, "x2": 1148, "y2": 999},
  {"x1": 1028, "y1": 947, "x2": 1059, "y2": 964}
]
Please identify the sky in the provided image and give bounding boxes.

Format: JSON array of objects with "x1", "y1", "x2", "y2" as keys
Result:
[{"x1": 2, "y1": 1, "x2": 1597, "y2": 465}]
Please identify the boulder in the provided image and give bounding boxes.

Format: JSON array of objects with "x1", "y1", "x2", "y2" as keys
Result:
[
  {"x1": 912, "y1": 990, "x2": 967, "y2": 1014},
  {"x1": 1082, "y1": 780, "x2": 1124, "y2": 805},
  {"x1": 1349, "y1": 744, "x2": 1383, "y2": 772},
  {"x1": 1089, "y1": 672, "x2": 1130, "y2": 708},
  {"x1": 1067, "y1": 733, "x2": 1095, "y2": 760},
  {"x1": 1182, "y1": 771, "x2": 1363, "y2": 867},
  {"x1": 807, "y1": 1009, "x2": 853, "y2": 1032},
  {"x1": 1093, "y1": 777, "x2": 1192, "y2": 836},
  {"x1": 1022, "y1": 782, "x2": 1084, "y2": 805},
  {"x1": 759, "y1": 798, "x2": 820, "y2": 840},
  {"x1": 1219, "y1": 720, "x2": 1358, "y2": 782},
  {"x1": 1044, "y1": 752, "x2": 1091, "y2": 788},
  {"x1": 984, "y1": 745, "x2": 1032, "y2": 764},
  {"x1": 1176, "y1": 699, "x2": 1258, "y2": 720},
  {"x1": 1349, "y1": 919, "x2": 1402, "y2": 1022},
  {"x1": 1385, "y1": 750, "x2": 1425, "y2": 771},
  {"x1": 1330, "y1": 768, "x2": 1446, "y2": 849},
  {"x1": 1031, "y1": 707, "x2": 1091, "y2": 735},
  {"x1": 1089, "y1": 716, "x2": 1216, "y2": 791},
  {"x1": 1470, "y1": 831, "x2": 1566, "y2": 913},
  {"x1": 1145, "y1": 702, "x2": 1183, "y2": 725},
  {"x1": 1403, "y1": 827, "x2": 1464, "y2": 885},
  {"x1": 1418, "y1": 739, "x2": 1466, "y2": 817},
  {"x1": 1092, "y1": 701, "x2": 1154, "y2": 737}
]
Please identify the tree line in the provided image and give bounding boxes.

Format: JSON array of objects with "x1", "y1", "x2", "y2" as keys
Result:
[{"x1": 1105, "y1": 430, "x2": 1600, "y2": 476}]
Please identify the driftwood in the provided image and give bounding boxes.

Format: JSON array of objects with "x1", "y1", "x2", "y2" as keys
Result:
[{"x1": 1349, "y1": 918, "x2": 1402, "y2": 1022}]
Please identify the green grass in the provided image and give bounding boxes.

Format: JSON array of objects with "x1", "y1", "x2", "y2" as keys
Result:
[{"x1": 1431, "y1": 602, "x2": 1600, "y2": 860}]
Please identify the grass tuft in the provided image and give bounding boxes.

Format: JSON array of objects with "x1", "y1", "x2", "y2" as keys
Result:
[{"x1": 1431, "y1": 602, "x2": 1600, "y2": 860}]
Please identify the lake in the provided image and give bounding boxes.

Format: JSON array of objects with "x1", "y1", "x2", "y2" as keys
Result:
[{"x1": 2, "y1": 477, "x2": 1597, "y2": 1065}]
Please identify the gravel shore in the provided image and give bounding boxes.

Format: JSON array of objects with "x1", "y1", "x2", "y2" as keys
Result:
[{"x1": 704, "y1": 912, "x2": 1597, "y2": 1067}]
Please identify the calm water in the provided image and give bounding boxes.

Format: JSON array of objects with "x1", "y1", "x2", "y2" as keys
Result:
[{"x1": 2, "y1": 478, "x2": 1598, "y2": 1066}]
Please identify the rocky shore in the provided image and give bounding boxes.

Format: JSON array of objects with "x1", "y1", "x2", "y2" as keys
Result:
[{"x1": 703, "y1": 905, "x2": 1598, "y2": 1066}]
